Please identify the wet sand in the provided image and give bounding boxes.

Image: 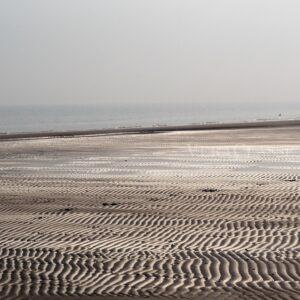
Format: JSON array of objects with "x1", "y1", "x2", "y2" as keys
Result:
[{"x1": 0, "y1": 125, "x2": 299, "y2": 300}]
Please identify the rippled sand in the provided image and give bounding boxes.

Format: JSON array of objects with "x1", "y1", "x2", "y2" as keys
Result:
[{"x1": 0, "y1": 126, "x2": 299, "y2": 300}]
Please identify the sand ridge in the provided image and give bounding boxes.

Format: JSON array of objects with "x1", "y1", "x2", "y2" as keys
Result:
[{"x1": 0, "y1": 126, "x2": 299, "y2": 299}]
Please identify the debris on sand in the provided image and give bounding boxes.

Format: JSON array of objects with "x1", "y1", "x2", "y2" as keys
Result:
[
  {"x1": 202, "y1": 188, "x2": 219, "y2": 193},
  {"x1": 64, "y1": 208, "x2": 73, "y2": 212},
  {"x1": 102, "y1": 202, "x2": 118, "y2": 207}
]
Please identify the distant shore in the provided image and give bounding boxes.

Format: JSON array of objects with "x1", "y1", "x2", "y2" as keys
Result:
[{"x1": 0, "y1": 119, "x2": 299, "y2": 141}]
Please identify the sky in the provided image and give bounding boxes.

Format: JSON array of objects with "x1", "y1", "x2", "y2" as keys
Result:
[{"x1": 0, "y1": 0, "x2": 300, "y2": 107}]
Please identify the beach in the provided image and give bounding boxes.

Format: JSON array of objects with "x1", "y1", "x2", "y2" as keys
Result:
[{"x1": 0, "y1": 123, "x2": 299, "y2": 299}]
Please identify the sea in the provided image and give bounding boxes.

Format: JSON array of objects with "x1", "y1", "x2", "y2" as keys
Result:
[{"x1": 0, "y1": 103, "x2": 299, "y2": 134}]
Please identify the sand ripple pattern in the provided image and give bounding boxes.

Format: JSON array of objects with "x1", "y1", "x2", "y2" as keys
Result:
[{"x1": 0, "y1": 127, "x2": 299, "y2": 299}]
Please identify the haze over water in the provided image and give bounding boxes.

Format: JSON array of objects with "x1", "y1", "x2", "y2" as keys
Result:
[
  {"x1": 1, "y1": 1, "x2": 300, "y2": 133},
  {"x1": 0, "y1": 103, "x2": 298, "y2": 134},
  {"x1": 2, "y1": 1, "x2": 300, "y2": 130}
]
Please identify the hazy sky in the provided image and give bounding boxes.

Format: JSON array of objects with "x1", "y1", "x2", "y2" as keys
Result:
[{"x1": 1, "y1": 0, "x2": 300, "y2": 106}]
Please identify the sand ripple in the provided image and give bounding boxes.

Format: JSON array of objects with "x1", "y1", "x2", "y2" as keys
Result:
[{"x1": 0, "y1": 127, "x2": 299, "y2": 299}]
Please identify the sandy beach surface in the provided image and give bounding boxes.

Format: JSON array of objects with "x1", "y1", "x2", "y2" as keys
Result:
[{"x1": 0, "y1": 125, "x2": 299, "y2": 300}]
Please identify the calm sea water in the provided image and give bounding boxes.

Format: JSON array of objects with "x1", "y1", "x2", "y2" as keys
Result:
[{"x1": 0, "y1": 103, "x2": 299, "y2": 134}]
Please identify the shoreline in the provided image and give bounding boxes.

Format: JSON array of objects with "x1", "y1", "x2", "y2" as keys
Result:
[{"x1": 0, "y1": 119, "x2": 299, "y2": 141}]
